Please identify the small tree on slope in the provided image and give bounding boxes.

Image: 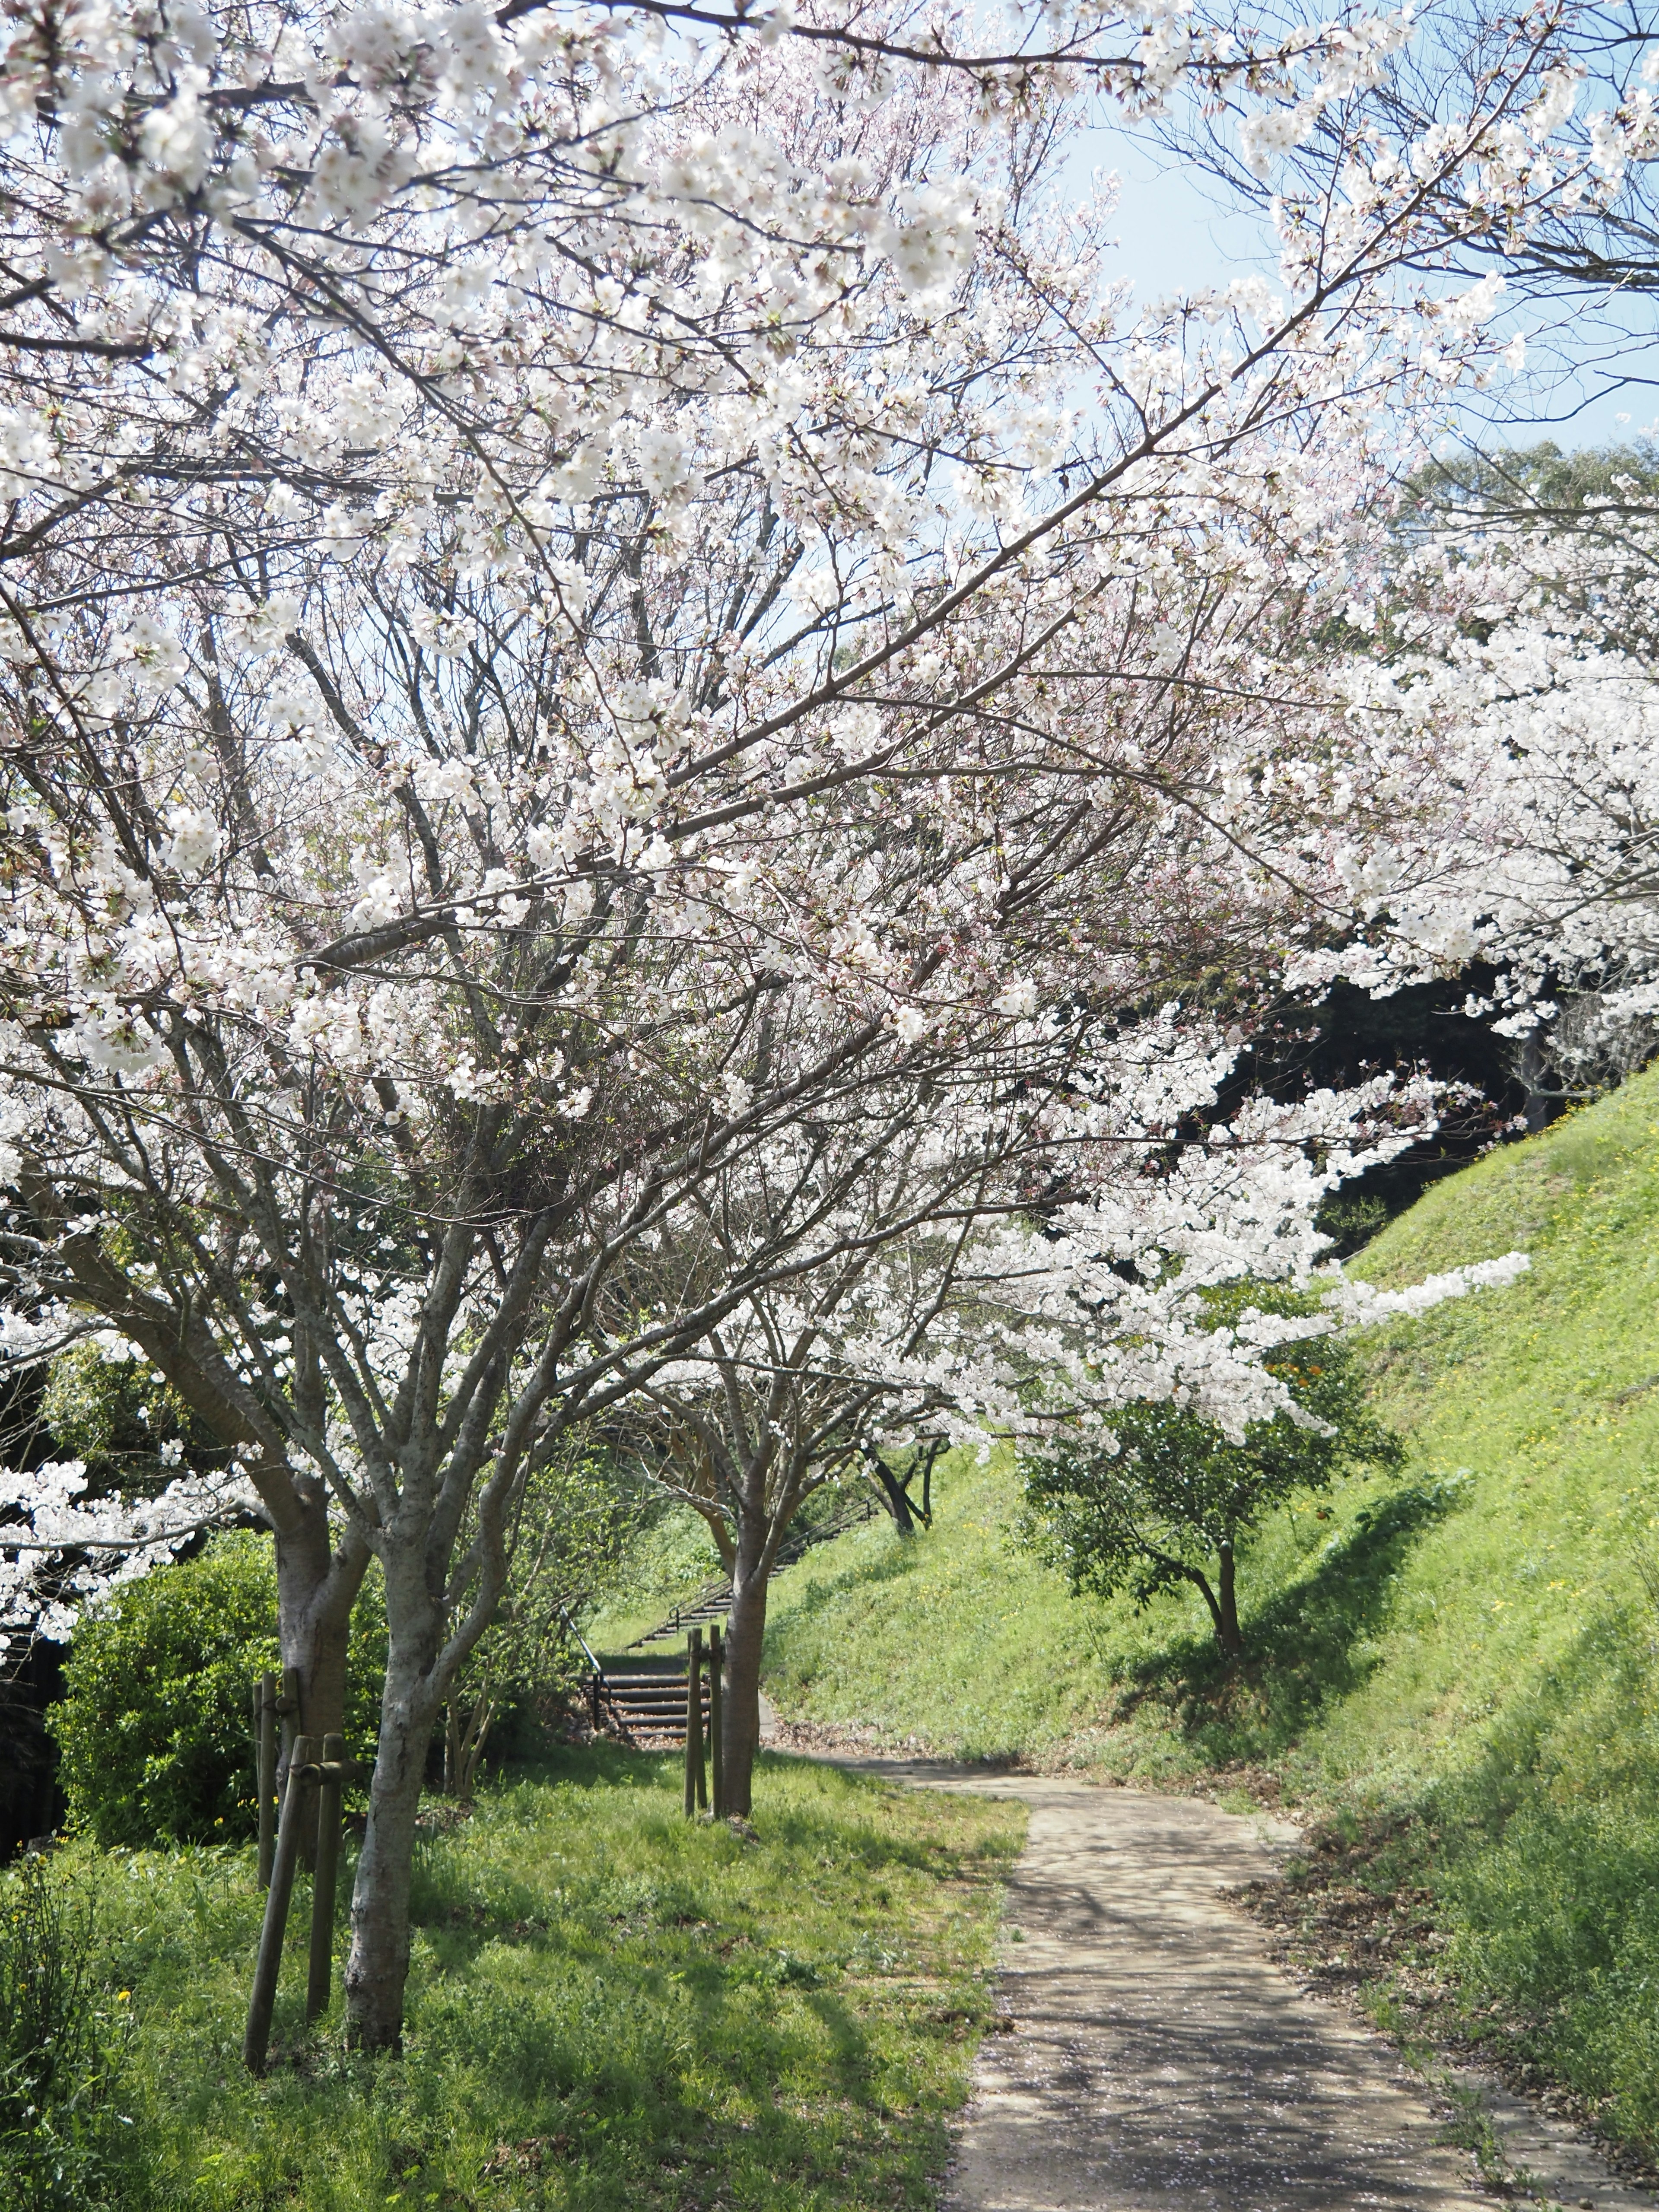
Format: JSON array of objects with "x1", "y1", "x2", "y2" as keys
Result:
[{"x1": 1020, "y1": 1287, "x2": 1403, "y2": 1657}]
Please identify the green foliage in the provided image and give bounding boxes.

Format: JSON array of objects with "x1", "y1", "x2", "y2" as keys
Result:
[
  {"x1": 0, "y1": 1854, "x2": 130, "y2": 2210},
  {"x1": 584, "y1": 1502, "x2": 725, "y2": 1653},
  {"x1": 52, "y1": 1534, "x2": 386, "y2": 1849},
  {"x1": 1411, "y1": 438, "x2": 1659, "y2": 521},
  {"x1": 1020, "y1": 1288, "x2": 1403, "y2": 1651},
  {"x1": 443, "y1": 1444, "x2": 634, "y2": 1789},
  {"x1": 65, "y1": 1748, "x2": 1021, "y2": 2209},
  {"x1": 40, "y1": 1343, "x2": 219, "y2": 1494},
  {"x1": 765, "y1": 1059, "x2": 1659, "y2": 2159},
  {"x1": 1313, "y1": 1190, "x2": 1391, "y2": 1259}
]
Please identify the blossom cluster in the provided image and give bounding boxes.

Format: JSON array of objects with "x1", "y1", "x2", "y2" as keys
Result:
[{"x1": 0, "y1": 3, "x2": 1559, "y2": 1667}]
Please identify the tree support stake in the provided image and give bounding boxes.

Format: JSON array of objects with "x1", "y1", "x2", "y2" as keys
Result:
[
  {"x1": 684, "y1": 1628, "x2": 706, "y2": 1817},
  {"x1": 709, "y1": 1623, "x2": 725, "y2": 1820}
]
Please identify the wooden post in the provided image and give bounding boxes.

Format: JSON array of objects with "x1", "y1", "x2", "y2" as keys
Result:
[
  {"x1": 278, "y1": 1666, "x2": 300, "y2": 1765},
  {"x1": 245, "y1": 1733, "x2": 314, "y2": 2075},
  {"x1": 708, "y1": 1623, "x2": 725, "y2": 1821},
  {"x1": 695, "y1": 1640, "x2": 708, "y2": 1813},
  {"x1": 254, "y1": 1672, "x2": 278, "y2": 1888},
  {"x1": 684, "y1": 1630, "x2": 706, "y2": 1817},
  {"x1": 306, "y1": 1733, "x2": 346, "y2": 2023}
]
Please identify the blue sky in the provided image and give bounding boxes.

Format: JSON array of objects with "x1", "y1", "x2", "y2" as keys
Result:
[{"x1": 1081, "y1": 123, "x2": 1659, "y2": 455}]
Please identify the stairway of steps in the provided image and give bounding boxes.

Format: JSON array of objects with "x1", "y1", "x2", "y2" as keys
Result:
[
  {"x1": 629, "y1": 1580, "x2": 733, "y2": 1650},
  {"x1": 592, "y1": 1658, "x2": 710, "y2": 1746},
  {"x1": 584, "y1": 1487, "x2": 888, "y2": 1743}
]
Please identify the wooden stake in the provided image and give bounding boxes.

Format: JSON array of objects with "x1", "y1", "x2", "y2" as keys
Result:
[
  {"x1": 684, "y1": 1629, "x2": 706, "y2": 1817},
  {"x1": 245, "y1": 1733, "x2": 314, "y2": 2075},
  {"x1": 695, "y1": 1643, "x2": 708, "y2": 1813},
  {"x1": 708, "y1": 1624, "x2": 725, "y2": 1821},
  {"x1": 306, "y1": 1733, "x2": 346, "y2": 2023},
  {"x1": 254, "y1": 1672, "x2": 278, "y2": 1888}
]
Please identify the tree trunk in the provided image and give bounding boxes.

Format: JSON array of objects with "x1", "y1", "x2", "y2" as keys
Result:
[
  {"x1": 1517, "y1": 1033, "x2": 1554, "y2": 1133},
  {"x1": 721, "y1": 1563, "x2": 769, "y2": 1819},
  {"x1": 273, "y1": 1481, "x2": 368, "y2": 1867},
  {"x1": 1185, "y1": 1560, "x2": 1243, "y2": 1660},
  {"x1": 443, "y1": 1693, "x2": 495, "y2": 1798},
  {"x1": 343, "y1": 1556, "x2": 444, "y2": 2050},
  {"x1": 1215, "y1": 1541, "x2": 1244, "y2": 1658},
  {"x1": 341, "y1": 1700, "x2": 429, "y2": 2050},
  {"x1": 868, "y1": 1453, "x2": 916, "y2": 1535}
]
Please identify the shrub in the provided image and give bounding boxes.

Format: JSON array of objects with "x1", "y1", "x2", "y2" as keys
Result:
[
  {"x1": 51, "y1": 1534, "x2": 385, "y2": 1848},
  {"x1": 1020, "y1": 1284, "x2": 1403, "y2": 1656}
]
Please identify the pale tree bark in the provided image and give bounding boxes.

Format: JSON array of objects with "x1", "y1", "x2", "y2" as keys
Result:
[{"x1": 343, "y1": 1552, "x2": 447, "y2": 2050}]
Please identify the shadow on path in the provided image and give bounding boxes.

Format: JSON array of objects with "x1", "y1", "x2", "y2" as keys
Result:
[{"x1": 823, "y1": 1762, "x2": 1648, "y2": 2212}]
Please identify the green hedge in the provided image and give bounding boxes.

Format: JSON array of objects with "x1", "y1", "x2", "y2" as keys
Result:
[{"x1": 51, "y1": 1533, "x2": 385, "y2": 1848}]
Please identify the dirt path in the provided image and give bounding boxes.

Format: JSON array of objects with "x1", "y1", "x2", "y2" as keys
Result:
[{"x1": 829, "y1": 1759, "x2": 1649, "y2": 2212}]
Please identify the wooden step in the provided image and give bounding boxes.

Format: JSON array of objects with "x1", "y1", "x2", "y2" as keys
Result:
[
  {"x1": 633, "y1": 1594, "x2": 732, "y2": 1647},
  {"x1": 595, "y1": 1671, "x2": 710, "y2": 1744}
]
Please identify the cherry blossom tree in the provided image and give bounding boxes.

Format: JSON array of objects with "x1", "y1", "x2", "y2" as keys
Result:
[
  {"x1": 859, "y1": 1026, "x2": 1527, "y2": 1448},
  {"x1": 1262, "y1": 463, "x2": 1659, "y2": 1104},
  {"x1": 603, "y1": 1110, "x2": 993, "y2": 1813},
  {"x1": 607, "y1": 1016, "x2": 1532, "y2": 1803},
  {"x1": 0, "y1": 0, "x2": 1591, "y2": 2049},
  {"x1": 901, "y1": 1039, "x2": 1529, "y2": 1653}
]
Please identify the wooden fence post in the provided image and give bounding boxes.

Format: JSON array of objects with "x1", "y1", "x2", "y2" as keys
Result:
[
  {"x1": 695, "y1": 1639, "x2": 708, "y2": 1814},
  {"x1": 708, "y1": 1624, "x2": 725, "y2": 1821},
  {"x1": 278, "y1": 1665, "x2": 300, "y2": 1761},
  {"x1": 683, "y1": 1629, "x2": 706, "y2": 1817},
  {"x1": 254, "y1": 1672, "x2": 278, "y2": 1888},
  {"x1": 245, "y1": 1734, "x2": 314, "y2": 2075},
  {"x1": 306, "y1": 1733, "x2": 346, "y2": 2023}
]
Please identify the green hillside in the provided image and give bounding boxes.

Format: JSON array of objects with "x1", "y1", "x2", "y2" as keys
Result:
[{"x1": 762, "y1": 1062, "x2": 1659, "y2": 2153}]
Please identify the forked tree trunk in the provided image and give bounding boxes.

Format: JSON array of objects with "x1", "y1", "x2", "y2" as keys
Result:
[
  {"x1": 273, "y1": 1481, "x2": 368, "y2": 1867},
  {"x1": 868, "y1": 1454, "x2": 916, "y2": 1535},
  {"x1": 1190, "y1": 1543, "x2": 1245, "y2": 1658},
  {"x1": 443, "y1": 1693, "x2": 496, "y2": 1798}
]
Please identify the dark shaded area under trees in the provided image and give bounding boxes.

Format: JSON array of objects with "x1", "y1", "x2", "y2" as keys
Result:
[{"x1": 1246, "y1": 976, "x2": 1543, "y2": 1254}]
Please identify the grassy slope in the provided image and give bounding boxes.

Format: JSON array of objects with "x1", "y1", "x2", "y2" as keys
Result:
[
  {"x1": 583, "y1": 1506, "x2": 725, "y2": 1653},
  {"x1": 33, "y1": 1747, "x2": 1022, "y2": 2212},
  {"x1": 763, "y1": 1063, "x2": 1659, "y2": 2149}
]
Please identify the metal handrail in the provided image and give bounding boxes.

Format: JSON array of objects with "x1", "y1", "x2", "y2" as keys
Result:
[
  {"x1": 626, "y1": 1489, "x2": 885, "y2": 1651},
  {"x1": 558, "y1": 1603, "x2": 607, "y2": 1681}
]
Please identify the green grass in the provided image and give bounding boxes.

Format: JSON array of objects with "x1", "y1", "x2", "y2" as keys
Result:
[
  {"x1": 584, "y1": 1507, "x2": 725, "y2": 1653},
  {"x1": 17, "y1": 1746, "x2": 1023, "y2": 2211},
  {"x1": 763, "y1": 1453, "x2": 1146, "y2": 1765},
  {"x1": 762, "y1": 1061, "x2": 1659, "y2": 2153}
]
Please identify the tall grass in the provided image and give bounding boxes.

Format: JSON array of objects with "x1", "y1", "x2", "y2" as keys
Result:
[
  {"x1": 0, "y1": 1853, "x2": 131, "y2": 2210},
  {"x1": 50, "y1": 1745, "x2": 1021, "y2": 2209}
]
